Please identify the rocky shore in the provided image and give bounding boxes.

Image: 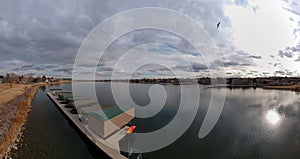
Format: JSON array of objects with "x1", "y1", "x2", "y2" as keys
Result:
[
  {"x1": 0, "y1": 81, "x2": 71, "y2": 158},
  {"x1": 0, "y1": 84, "x2": 39, "y2": 158}
]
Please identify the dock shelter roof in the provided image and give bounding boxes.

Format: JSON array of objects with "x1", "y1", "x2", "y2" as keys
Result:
[{"x1": 88, "y1": 105, "x2": 133, "y2": 122}]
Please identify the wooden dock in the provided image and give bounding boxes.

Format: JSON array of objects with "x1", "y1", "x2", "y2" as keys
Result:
[{"x1": 47, "y1": 92, "x2": 128, "y2": 159}]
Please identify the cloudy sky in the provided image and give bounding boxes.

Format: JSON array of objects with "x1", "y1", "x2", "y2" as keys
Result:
[{"x1": 0, "y1": 0, "x2": 299, "y2": 78}]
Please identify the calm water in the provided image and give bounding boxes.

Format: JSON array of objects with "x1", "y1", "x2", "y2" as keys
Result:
[
  {"x1": 11, "y1": 82, "x2": 300, "y2": 159},
  {"x1": 10, "y1": 84, "x2": 110, "y2": 159}
]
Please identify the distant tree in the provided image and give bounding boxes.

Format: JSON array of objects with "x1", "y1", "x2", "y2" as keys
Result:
[
  {"x1": 33, "y1": 76, "x2": 41, "y2": 83},
  {"x1": 25, "y1": 73, "x2": 34, "y2": 83},
  {"x1": 253, "y1": 78, "x2": 257, "y2": 83},
  {"x1": 42, "y1": 75, "x2": 46, "y2": 82},
  {"x1": 5, "y1": 73, "x2": 18, "y2": 88},
  {"x1": 227, "y1": 78, "x2": 233, "y2": 84},
  {"x1": 18, "y1": 75, "x2": 24, "y2": 84}
]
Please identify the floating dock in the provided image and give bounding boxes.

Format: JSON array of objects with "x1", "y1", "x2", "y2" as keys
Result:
[{"x1": 47, "y1": 92, "x2": 131, "y2": 159}]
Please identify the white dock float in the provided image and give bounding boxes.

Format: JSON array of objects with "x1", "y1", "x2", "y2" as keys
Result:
[{"x1": 47, "y1": 92, "x2": 128, "y2": 159}]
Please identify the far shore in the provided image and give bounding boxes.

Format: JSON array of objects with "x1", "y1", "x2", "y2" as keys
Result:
[
  {"x1": 76, "y1": 78, "x2": 300, "y2": 92},
  {"x1": 0, "y1": 80, "x2": 71, "y2": 158},
  {"x1": 262, "y1": 84, "x2": 300, "y2": 92}
]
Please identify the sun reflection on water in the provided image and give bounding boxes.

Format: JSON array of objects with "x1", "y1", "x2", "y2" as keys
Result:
[{"x1": 265, "y1": 110, "x2": 281, "y2": 125}]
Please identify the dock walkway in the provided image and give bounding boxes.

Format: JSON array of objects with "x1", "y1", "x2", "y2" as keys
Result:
[{"x1": 47, "y1": 92, "x2": 128, "y2": 159}]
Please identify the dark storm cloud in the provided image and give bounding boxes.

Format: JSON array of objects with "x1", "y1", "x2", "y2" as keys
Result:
[
  {"x1": 130, "y1": 64, "x2": 174, "y2": 77},
  {"x1": 247, "y1": 55, "x2": 262, "y2": 59},
  {"x1": 278, "y1": 50, "x2": 294, "y2": 58},
  {"x1": 0, "y1": 0, "x2": 161, "y2": 75},
  {"x1": 278, "y1": 43, "x2": 300, "y2": 61},
  {"x1": 147, "y1": 43, "x2": 178, "y2": 54},
  {"x1": 274, "y1": 71, "x2": 285, "y2": 75},
  {"x1": 97, "y1": 66, "x2": 114, "y2": 72},
  {"x1": 273, "y1": 69, "x2": 293, "y2": 76},
  {"x1": 235, "y1": 50, "x2": 262, "y2": 60},
  {"x1": 234, "y1": 0, "x2": 248, "y2": 7},
  {"x1": 21, "y1": 64, "x2": 35, "y2": 69},
  {"x1": 282, "y1": 0, "x2": 300, "y2": 16},
  {"x1": 286, "y1": 71, "x2": 293, "y2": 75},
  {"x1": 223, "y1": 61, "x2": 249, "y2": 67},
  {"x1": 0, "y1": 0, "x2": 241, "y2": 78},
  {"x1": 53, "y1": 67, "x2": 73, "y2": 74},
  {"x1": 11, "y1": 64, "x2": 59, "y2": 72},
  {"x1": 43, "y1": 65, "x2": 59, "y2": 70},
  {"x1": 2, "y1": 0, "x2": 296, "y2": 78},
  {"x1": 212, "y1": 60, "x2": 251, "y2": 68},
  {"x1": 174, "y1": 63, "x2": 208, "y2": 72},
  {"x1": 223, "y1": 50, "x2": 254, "y2": 65},
  {"x1": 191, "y1": 63, "x2": 208, "y2": 72},
  {"x1": 186, "y1": 51, "x2": 201, "y2": 57},
  {"x1": 263, "y1": 72, "x2": 269, "y2": 75},
  {"x1": 146, "y1": 43, "x2": 201, "y2": 58},
  {"x1": 273, "y1": 62, "x2": 282, "y2": 67},
  {"x1": 250, "y1": 70, "x2": 258, "y2": 73},
  {"x1": 282, "y1": 7, "x2": 300, "y2": 16}
]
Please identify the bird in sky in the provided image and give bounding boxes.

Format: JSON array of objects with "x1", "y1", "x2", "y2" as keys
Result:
[{"x1": 217, "y1": 22, "x2": 221, "y2": 28}]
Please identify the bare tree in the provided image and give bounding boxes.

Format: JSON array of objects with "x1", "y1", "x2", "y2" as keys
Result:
[
  {"x1": 5, "y1": 73, "x2": 18, "y2": 88},
  {"x1": 25, "y1": 73, "x2": 34, "y2": 83}
]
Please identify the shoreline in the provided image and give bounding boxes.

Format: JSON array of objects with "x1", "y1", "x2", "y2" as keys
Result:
[
  {"x1": 96, "y1": 80, "x2": 300, "y2": 92},
  {"x1": 0, "y1": 81, "x2": 71, "y2": 159},
  {"x1": 262, "y1": 84, "x2": 300, "y2": 92},
  {"x1": 209, "y1": 84, "x2": 300, "y2": 92}
]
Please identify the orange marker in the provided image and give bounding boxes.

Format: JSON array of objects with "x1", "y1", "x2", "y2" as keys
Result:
[{"x1": 127, "y1": 126, "x2": 136, "y2": 134}]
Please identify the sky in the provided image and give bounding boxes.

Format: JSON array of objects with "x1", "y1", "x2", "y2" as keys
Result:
[{"x1": 0, "y1": 0, "x2": 300, "y2": 78}]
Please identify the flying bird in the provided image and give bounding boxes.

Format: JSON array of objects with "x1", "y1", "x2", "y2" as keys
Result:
[{"x1": 217, "y1": 22, "x2": 221, "y2": 28}]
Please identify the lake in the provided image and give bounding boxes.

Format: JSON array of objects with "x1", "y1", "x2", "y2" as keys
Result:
[{"x1": 11, "y1": 82, "x2": 300, "y2": 159}]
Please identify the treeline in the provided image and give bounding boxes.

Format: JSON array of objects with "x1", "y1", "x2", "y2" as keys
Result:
[
  {"x1": 0, "y1": 73, "x2": 60, "y2": 88},
  {"x1": 92, "y1": 77, "x2": 300, "y2": 86}
]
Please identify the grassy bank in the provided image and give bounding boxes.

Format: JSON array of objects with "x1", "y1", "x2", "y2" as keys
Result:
[
  {"x1": 0, "y1": 81, "x2": 71, "y2": 158},
  {"x1": 262, "y1": 83, "x2": 300, "y2": 92}
]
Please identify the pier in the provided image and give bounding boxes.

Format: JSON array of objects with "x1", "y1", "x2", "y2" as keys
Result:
[{"x1": 47, "y1": 92, "x2": 131, "y2": 159}]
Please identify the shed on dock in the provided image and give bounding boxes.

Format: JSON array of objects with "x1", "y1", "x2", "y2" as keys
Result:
[
  {"x1": 53, "y1": 91, "x2": 72, "y2": 95},
  {"x1": 66, "y1": 97, "x2": 90, "y2": 103},
  {"x1": 88, "y1": 105, "x2": 134, "y2": 138},
  {"x1": 68, "y1": 100, "x2": 98, "y2": 108},
  {"x1": 57, "y1": 93, "x2": 72, "y2": 100}
]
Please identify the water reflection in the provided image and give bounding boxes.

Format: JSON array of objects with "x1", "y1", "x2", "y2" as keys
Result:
[
  {"x1": 265, "y1": 110, "x2": 281, "y2": 125},
  {"x1": 12, "y1": 83, "x2": 300, "y2": 159}
]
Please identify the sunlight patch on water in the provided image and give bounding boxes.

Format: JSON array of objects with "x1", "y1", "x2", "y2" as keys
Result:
[{"x1": 265, "y1": 110, "x2": 281, "y2": 125}]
